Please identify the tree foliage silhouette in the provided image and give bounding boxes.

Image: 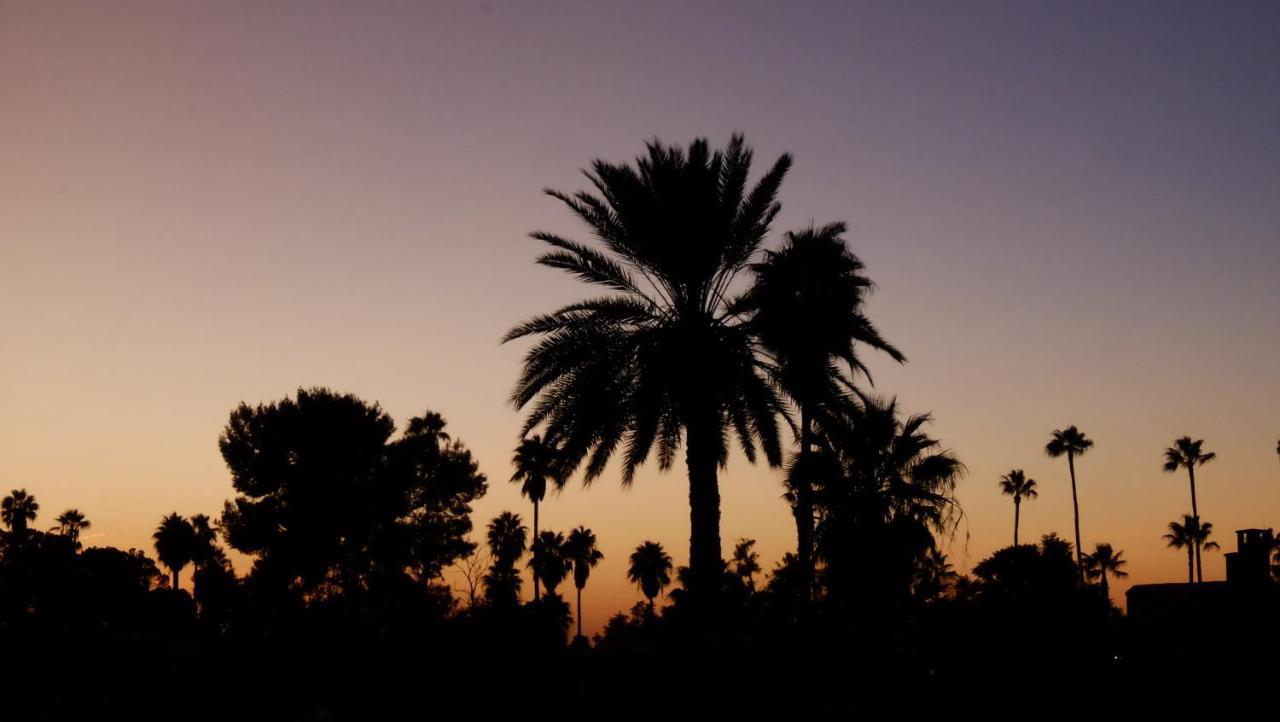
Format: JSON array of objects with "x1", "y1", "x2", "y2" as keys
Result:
[
  {"x1": 1045, "y1": 426, "x2": 1093, "y2": 581},
  {"x1": 505, "y1": 135, "x2": 791, "y2": 609},
  {"x1": 483, "y1": 511, "x2": 527, "y2": 608},
  {"x1": 1162, "y1": 436, "x2": 1215, "y2": 581},
  {"x1": 737, "y1": 222, "x2": 904, "y2": 607},
  {"x1": 2, "y1": 489, "x2": 39, "y2": 542},
  {"x1": 511, "y1": 435, "x2": 564, "y2": 601},
  {"x1": 1164, "y1": 514, "x2": 1219, "y2": 584},
  {"x1": 565, "y1": 525, "x2": 603, "y2": 639},
  {"x1": 153, "y1": 512, "x2": 196, "y2": 590},
  {"x1": 997, "y1": 470, "x2": 1037, "y2": 546},
  {"x1": 628, "y1": 541, "x2": 673, "y2": 614},
  {"x1": 1082, "y1": 542, "x2": 1128, "y2": 602},
  {"x1": 53, "y1": 509, "x2": 90, "y2": 548}
]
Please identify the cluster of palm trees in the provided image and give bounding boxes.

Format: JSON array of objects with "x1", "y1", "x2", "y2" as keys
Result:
[
  {"x1": 1, "y1": 488, "x2": 92, "y2": 548},
  {"x1": 997, "y1": 431, "x2": 1257, "y2": 591},
  {"x1": 150, "y1": 512, "x2": 221, "y2": 590}
]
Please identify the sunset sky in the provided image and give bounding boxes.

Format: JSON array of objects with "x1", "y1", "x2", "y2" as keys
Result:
[{"x1": 2, "y1": 1, "x2": 1277, "y2": 635}]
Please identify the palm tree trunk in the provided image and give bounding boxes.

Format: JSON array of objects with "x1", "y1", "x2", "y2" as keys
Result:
[
  {"x1": 576, "y1": 585, "x2": 583, "y2": 639},
  {"x1": 1013, "y1": 497, "x2": 1021, "y2": 546},
  {"x1": 795, "y1": 407, "x2": 814, "y2": 615},
  {"x1": 685, "y1": 414, "x2": 723, "y2": 615},
  {"x1": 1101, "y1": 574, "x2": 1109, "y2": 603},
  {"x1": 1068, "y1": 452, "x2": 1083, "y2": 583},
  {"x1": 1186, "y1": 547, "x2": 1194, "y2": 584},
  {"x1": 1188, "y1": 467, "x2": 1200, "y2": 584},
  {"x1": 173, "y1": 569, "x2": 180, "y2": 591},
  {"x1": 532, "y1": 500, "x2": 541, "y2": 602},
  {"x1": 1196, "y1": 541, "x2": 1204, "y2": 583}
]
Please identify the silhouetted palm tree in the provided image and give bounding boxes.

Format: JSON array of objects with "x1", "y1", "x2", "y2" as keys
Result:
[
  {"x1": 153, "y1": 512, "x2": 196, "y2": 590},
  {"x1": 53, "y1": 509, "x2": 91, "y2": 548},
  {"x1": 1, "y1": 489, "x2": 39, "y2": 539},
  {"x1": 1163, "y1": 436, "x2": 1215, "y2": 580},
  {"x1": 997, "y1": 469, "x2": 1038, "y2": 546},
  {"x1": 1045, "y1": 426, "x2": 1094, "y2": 581},
  {"x1": 565, "y1": 525, "x2": 604, "y2": 639},
  {"x1": 730, "y1": 538, "x2": 761, "y2": 592},
  {"x1": 1164, "y1": 514, "x2": 1219, "y2": 584},
  {"x1": 528, "y1": 530, "x2": 572, "y2": 596},
  {"x1": 628, "y1": 541, "x2": 674, "y2": 614},
  {"x1": 506, "y1": 136, "x2": 790, "y2": 608},
  {"x1": 738, "y1": 222, "x2": 904, "y2": 604},
  {"x1": 1083, "y1": 543, "x2": 1128, "y2": 601},
  {"x1": 483, "y1": 511, "x2": 528, "y2": 606},
  {"x1": 511, "y1": 435, "x2": 564, "y2": 601},
  {"x1": 915, "y1": 546, "x2": 958, "y2": 601}
]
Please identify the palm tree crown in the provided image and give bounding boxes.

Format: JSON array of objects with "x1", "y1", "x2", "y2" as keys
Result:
[
  {"x1": 1083, "y1": 542, "x2": 1128, "y2": 600},
  {"x1": 153, "y1": 512, "x2": 196, "y2": 590},
  {"x1": 505, "y1": 135, "x2": 791, "y2": 607},
  {"x1": 1164, "y1": 514, "x2": 1219, "y2": 584},
  {"x1": 528, "y1": 530, "x2": 572, "y2": 595},
  {"x1": 565, "y1": 525, "x2": 604, "y2": 639},
  {"x1": 486, "y1": 511, "x2": 528, "y2": 568},
  {"x1": 54, "y1": 508, "x2": 91, "y2": 546},
  {"x1": 1, "y1": 489, "x2": 39, "y2": 537},
  {"x1": 628, "y1": 540, "x2": 674, "y2": 610}
]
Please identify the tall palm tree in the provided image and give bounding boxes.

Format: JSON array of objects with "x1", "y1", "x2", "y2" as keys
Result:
[
  {"x1": 1163, "y1": 436, "x2": 1215, "y2": 579},
  {"x1": 565, "y1": 525, "x2": 604, "y2": 639},
  {"x1": 189, "y1": 513, "x2": 219, "y2": 574},
  {"x1": 505, "y1": 136, "x2": 789, "y2": 608},
  {"x1": 1045, "y1": 426, "x2": 1094, "y2": 581},
  {"x1": 628, "y1": 541, "x2": 674, "y2": 614},
  {"x1": 528, "y1": 530, "x2": 572, "y2": 597},
  {"x1": 737, "y1": 222, "x2": 905, "y2": 604},
  {"x1": 997, "y1": 469, "x2": 1038, "y2": 546},
  {"x1": 483, "y1": 511, "x2": 528, "y2": 606},
  {"x1": 1083, "y1": 543, "x2": 1128, "y2": 601},
  {"x1": 153, "y1": 512, "x2": 196, "y2": 590},
  {"x1": 53, "y1": 509, "x2": 91, "y2": 547},
  {"x1": 1, "y1": 489, "x2": 39, "y2": 539},
  {"x1": 730, "y1": 538, "x2": 761, "y2": 592},
  {"x1": 1163, "y1": 514, "x2": 1219, "y2": 584},
  {"x1": 511, "y1": 435, "x2": 564, "y2": 601}
]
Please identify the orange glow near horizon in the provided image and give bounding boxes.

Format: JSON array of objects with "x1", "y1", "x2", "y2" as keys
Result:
[{"x1": 2, "y1": 2, "x2": 1278, "y2": 636}]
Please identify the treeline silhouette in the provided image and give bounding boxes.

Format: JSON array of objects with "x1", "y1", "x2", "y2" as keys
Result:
[{"x1": 4, "y1": 136, "x2": 1278, "y2": 717}]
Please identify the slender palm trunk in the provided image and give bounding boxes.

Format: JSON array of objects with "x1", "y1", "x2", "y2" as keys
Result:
[
  {"x1": 576, "y1": 585, "x2": 583, "y2": 638},
  {"x1": 1013, "y1": 497, "x2": 1021, "y2": 546},
  {"x1": 685, "y1": 414, "x2": 723, "y2": 616},
  {"x1": 795, "y1": 408, "x2": 814, "y2": 615},
  {"x1": 1101, "y1": 573, "x2": 1109, "y2": 603},
  {"x1": 532, "y1": 499, "x2": 541, "y2": 601},
  {"x1": 1195, "y1": 540, "x2": 1204, "y2": 583},
  {"x1": 172, "y1": 569, "x2": 180, "y2": 591},
  {"x1": 1188, "y1": 466, "x2": 1201, "y2": 583},
  {"x1": 1068, "y1": 452, "x2": 1083, "y2": 583}
]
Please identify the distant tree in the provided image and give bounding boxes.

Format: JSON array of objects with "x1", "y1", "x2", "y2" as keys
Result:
[
  {"x1": 483, "y1": 511, "x2": 527, "y2": 607},
  {"x1": 153, "y1": 513, "x2": 196, "y2": 590},
  {"x1": 730, "y1": 538, "x2": 761, "y2": 592},
  {"x1": 53, "y1": 509, "x2": 90, "y2": 548},
  {"x1": 1083, "y1": 543, "x2": 1128, "y2": 602},
  {"x1": 737, "y1": 222, "x2": 904, "y2": 608},
  {"x1": 565, "y1": 526, "x2": 603, "y2": 640},
  {"x1": 1164, "y1": 514, "x2": 1220, "y2": 584},
  {"x1": 1163, "y1": 436, "x2": 1215, "y2": 580},
  {"x1": 1045, "y1": 426, "x2": 1094, "y2": 581},
  {"x1": 528, "y1": 530, "x2": 571, "y2": 596},
  {"x1": 628, "y1": 541, "x2": 673, "y2": 614},
  {"x1": 218, "y1": 389, "x2": 486, "y2": 610},
  {"x1": 914, "y1": 546, "x2": 958, "y2": 602},
  {"x1": 997, "y1": 470, "x2": 1038, "y2": 546},
  {"x1": 815, "y1": 397, "x2": 964, "y2": 615},
  {"x1": 505, "y1": 136, "x2": 790, "y2": 611},
  {"x1": 1, "y1": 489, "x2": 39, "y2": 540},
  {"x1": 510, "y1": 435, "x2": 564, "y2": 601}
]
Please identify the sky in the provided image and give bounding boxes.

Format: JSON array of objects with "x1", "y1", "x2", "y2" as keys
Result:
[{"x1": 1, "y1": 0, "x2": 1278, "y2": 635}]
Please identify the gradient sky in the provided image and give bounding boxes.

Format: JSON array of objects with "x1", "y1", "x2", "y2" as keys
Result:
[{"x1": 2, "y1": 1, "x2": 1278, "y2": 635}]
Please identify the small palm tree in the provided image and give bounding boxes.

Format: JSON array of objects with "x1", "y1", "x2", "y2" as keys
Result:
[
  {"x1": 1163, "y1": 514, "x2": 1219, "y2": 583},
  {"x1": 1083, "y1": 543, "x2": 1128, "y2": 601},
  {"x1": 153, "y1": 512, "x2": 196, "y2": 590},
  {"x1": 565, "y1": 526, "x2": 604, "y2": 639},
  {"x1": 483, "y1": 511, "x2": 528, "y2": 606},
  {"x1": 1045, "y1": 426, "x2": 1094, "y2": 581},
  {"x1": 528, "y1": 530, "x2": 572, "y2": 597},
  {"x1": 730, "y1": 538, "x2": 761, "y2": 592},
  {"x1": 1163, "y1": 436, "x2": 1215, "y2": 579},
  {"x1": 53, "y1": 509, "x2": 91, "y2": 548},
  {"x1": 510, "y1": 435, "x2": 564, "y2": 601},
  {"x1": 628, "y1": 541, "x2": 674, "y2": 614},
  {"x1": 997, "y1": 469, "x2": 1038, "y2": 546},
  {"x1": 1, "y1": 489, "x2": 39, "y2": 539}
]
